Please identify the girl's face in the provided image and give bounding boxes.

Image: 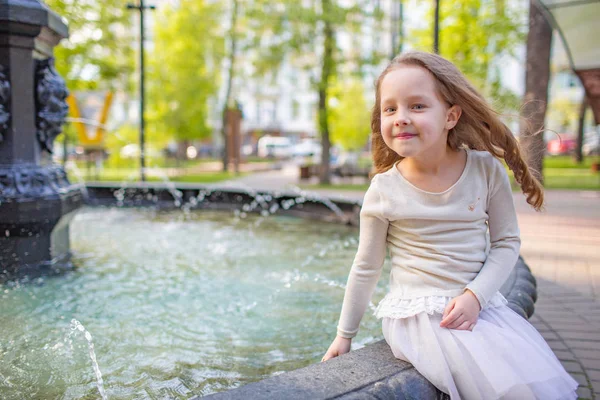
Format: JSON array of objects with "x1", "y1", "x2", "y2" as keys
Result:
[{"x1": 379, "y1": 65, "x2": 460, "y2": 160}]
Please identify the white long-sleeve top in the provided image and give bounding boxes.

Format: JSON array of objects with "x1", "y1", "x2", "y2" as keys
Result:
[{"x1": 337, "y1": 149, "x2": 521, "y2": 339}]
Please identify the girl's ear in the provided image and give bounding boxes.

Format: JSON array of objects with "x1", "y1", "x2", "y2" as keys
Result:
[{"x1": 446, "y1": 105, "x2": 462, "y2": 130}]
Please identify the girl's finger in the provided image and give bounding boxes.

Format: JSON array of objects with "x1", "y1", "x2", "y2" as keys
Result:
[
  {"x1": 440, "y1": 308, "x2": 461, "y2": 327},
  {"x1": 469, "y1": 323, "x2": 476, "y2": 331},
  {"x1": 442, "y1": 300, "x2": 455, "y2": 320},
  {"x1": 454, "y1": 320, "x2": 471, "y2": 331},
  {"x1": 447, "y1": 314, "x2": 466, "y2": 329}
]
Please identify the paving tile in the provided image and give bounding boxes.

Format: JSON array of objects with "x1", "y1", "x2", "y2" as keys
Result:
[
  {"x1": 577, "y1": 386, "x2": 592, "y2": 399},
  {"x1": 561, "y1": 360, "x2": 584, "y2": 374},
  {"x1": 591, "y1": 379, "x2": 600, "y2": 394},
  {"x1": 556, "y1": 331, "x2": 600, "y2": 341},
  {"x1": 573, "y1": 349, "x2": 600, "y2": 360},
  {"x1": 587, "y1": 370, "x2": 600, "y2": 381},
  {"x1": 547, "y1": 323, "x2": 600, "y2": 333},
  {"x1": 548, "y1": 340, "x2": 569, "y2": 351},
  {"x1": 541, "y1": 331, "x2": 561, "y2": 341},
  {"x1": 580, "y1": 358, "x2": 600, "y2": 371},
  {"x1": 538, "y1": 309, "x2": 589, "y2": 318},
  {"x1": 569, "y1": 372, "x2": 589, "y2": 386},
  {"x1": 535, "y1": 303, "x2": 580, "y2": 311},
  {"x1": 564, "y1": 340, "x2": 600, "y2": 351},
  {"x1": 529, "y1": 313, "x2": 543, "y2": 322},
  {"x1": 542, "y1": 315, "x2": 592, "y2": 326},
  {"x1": 553, "y1": 349, "x2": 577, "y2": 361}
]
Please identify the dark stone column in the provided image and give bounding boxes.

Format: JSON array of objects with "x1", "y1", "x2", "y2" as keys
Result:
[{"x1": 0, "y1": 0, "x2": 83, "y2": 279}]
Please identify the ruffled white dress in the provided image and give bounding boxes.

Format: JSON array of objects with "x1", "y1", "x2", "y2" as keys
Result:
[
  {"x1": 336, "y1": 151, "x2": 579, "y2": 399},
  {"x1": 375, "y1": 292, "x2": 579, "y2": 399}
]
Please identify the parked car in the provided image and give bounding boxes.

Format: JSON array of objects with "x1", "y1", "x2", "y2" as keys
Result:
[
  {"x1": 257, "y1": 135, "x2": 292, "y2": 158},
  {"x1": 546, "y1": 134, "x2": 576, "y2": 156},
  {"x1": 292, "y1": 139, "x2": 321, "y2": 157}
]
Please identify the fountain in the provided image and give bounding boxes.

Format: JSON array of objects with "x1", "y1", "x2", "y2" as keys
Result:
[
  {"x1": 0, "y1": 2, "x2": 537, "y2": 399},
  {"x1": 0, "y1": 0, "x2": 83, "y2": 280}
]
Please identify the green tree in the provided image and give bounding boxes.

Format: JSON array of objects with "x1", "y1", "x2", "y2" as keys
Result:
[
  {"x1": 43, "y1": 0, "x2": 135, "y2": 92},
  {"x1": 147, "y1": 0, "x2": 225, "y2": 153},
  {"x1": 247, "y1": 0, "x2": 384, "y2": 184},
  {"x1": 410, "y1": 0, "x2": 524, "y2": 110},
  {"x1": 328, "y1": 77, "x2": 370, "y2": 151}
]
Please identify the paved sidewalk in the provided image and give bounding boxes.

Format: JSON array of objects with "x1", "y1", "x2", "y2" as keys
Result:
[{"x1": 223, "y1": 168, "x2": 600, "y2": 399}]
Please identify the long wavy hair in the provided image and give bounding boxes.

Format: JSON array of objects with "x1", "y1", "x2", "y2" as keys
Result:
[{"x1": 371, "y1": 51, "x2": 544, "y2": 210}]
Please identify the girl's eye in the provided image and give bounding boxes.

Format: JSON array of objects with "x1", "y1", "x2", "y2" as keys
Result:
[
  {"x1": 383, "y1": 107, "x2": 396, "y2": 113},
  {"x1": 412, "y1": 104, "x2": 426, "y2": 110}
]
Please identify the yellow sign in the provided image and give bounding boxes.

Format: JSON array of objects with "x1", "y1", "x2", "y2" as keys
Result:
[{"x1": 67, "y1": 91, "x2": 113, "y2": 149}]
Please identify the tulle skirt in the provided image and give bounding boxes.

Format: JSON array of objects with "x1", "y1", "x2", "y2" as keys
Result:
[{"x1": 382, "y1": 304, "x2": 578, "y2": 400}]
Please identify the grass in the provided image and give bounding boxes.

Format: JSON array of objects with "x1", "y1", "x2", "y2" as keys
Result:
[
  {"x1": 543, "y1": 156, "x2": 599, "y2": 169},
  {"x1": 300, "y1": 156, "x2": 600, "y2": 192},
  {"x1": 67, "y1": 167, "x2": 243, "y2": 184}
]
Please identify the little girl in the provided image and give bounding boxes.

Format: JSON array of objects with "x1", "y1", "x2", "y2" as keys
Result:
[{"x1": 322, "y1": 51, "x2": 578, "y2": 399}]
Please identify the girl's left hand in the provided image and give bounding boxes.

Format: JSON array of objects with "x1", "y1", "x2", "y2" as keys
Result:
[{"x1": 440, "y1": 289, "x2": 481, "y2": 331}]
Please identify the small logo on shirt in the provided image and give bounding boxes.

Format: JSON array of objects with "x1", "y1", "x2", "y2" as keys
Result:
[{"x1": 468, "y1": 197, "x2": 481, "y2": 211}]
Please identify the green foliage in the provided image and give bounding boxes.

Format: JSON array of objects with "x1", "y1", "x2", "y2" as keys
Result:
[
  {"x1": 246, "y1": 0, "x2": 384, "y2": 82},
  {"x1": 44, "y1": 0, "x2": 135, "y2": 92},
  {"x1": 328, "y1": 77, "x2": 371, "y2": 151},
  {"x1": 245, "y1": 0, "x2": 384, "y2": 182},
  {"x1": 547, "y1": 97, "x2": 579, "y2": 133},
  {"x1": 409, "y1": 0, "x2": 525, "y2": 111},
  {"x1": 147, "y1": 0, "x2": 225, "y2": 143}
]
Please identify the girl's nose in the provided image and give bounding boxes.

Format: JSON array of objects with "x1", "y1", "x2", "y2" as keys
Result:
[{"x1": 394, "y1": 114, "x2": 410, "y2": 126}]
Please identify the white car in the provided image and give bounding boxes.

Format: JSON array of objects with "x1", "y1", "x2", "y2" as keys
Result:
[
  {"x1": 257, "y1": 136, "x2": 293, "y2": 158},
  {"x1": 292, "y1": 139, "x2": 321, "y2": 157}
]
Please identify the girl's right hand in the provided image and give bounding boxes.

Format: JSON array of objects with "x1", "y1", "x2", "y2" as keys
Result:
[{"x1": 321, "y1": 336, "x2": 352, "y2": 362}]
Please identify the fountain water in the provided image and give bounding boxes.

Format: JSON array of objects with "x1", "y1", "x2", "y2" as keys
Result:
[{"x1": 70, "y1": 319, "x2": 107, "y2": 400}]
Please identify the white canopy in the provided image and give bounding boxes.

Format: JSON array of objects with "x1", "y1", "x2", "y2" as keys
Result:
[
  {"x1": 539, "y1": 0, "x2": 600, "y2": 123},
  {"x1": 539, "y1": 0, "x2": 600, "y2": 70}
]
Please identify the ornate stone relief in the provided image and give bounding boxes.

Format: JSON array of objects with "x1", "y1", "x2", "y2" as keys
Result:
[
  {"x1": 0, "y1": 165, "x2": 74, "y2": 201},
  {"x1": 34, "y1": 57, "x2": 69, "y2": 154},
  {"x1": 0, "y1": 65, "x2": 10, "y2": 143}
]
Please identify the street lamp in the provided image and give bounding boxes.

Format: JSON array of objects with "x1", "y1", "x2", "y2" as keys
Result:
[{"x1": 126, "y1": 1, "x2": 155, "y2": 182}]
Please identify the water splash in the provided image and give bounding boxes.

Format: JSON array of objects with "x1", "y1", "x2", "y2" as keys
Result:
[
  {"x1": 148, "y1": 169, "x2": 184, "y2": 208},
  {"x1": 286, "y1": 186, "x2": 349, "y2": 223},
  {"x1": 70, "y1": 319, "x2": 107, "y2": 400}
]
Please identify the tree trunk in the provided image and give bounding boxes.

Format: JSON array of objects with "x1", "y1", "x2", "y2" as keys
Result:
[
  {"x1": 318, "y1": 0, "x2": 335, "y2": 185},
  {"x1": 575, "y1": 96, "x2": 588, "y2": 163},
  {"x1": 390, "y1": 0, "x2": 404, "y2": 59},
  {"x1": 519, "y1": 0, "x2": 552, "y2": 184},
  {"x1": 221, "y1": 0, "x2": 239, "y2": 172}
]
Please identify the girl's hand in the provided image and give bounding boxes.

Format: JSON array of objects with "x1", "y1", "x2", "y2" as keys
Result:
[
  {"x1": 440, "y1": 289, "x2": 481, "y2": 331},
  {"x1": 321, "y1": 336, "x2": 352, "y2": 362}
]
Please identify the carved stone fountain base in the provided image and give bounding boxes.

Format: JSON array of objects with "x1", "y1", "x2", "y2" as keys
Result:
[{"x1": 0, "y1": 163, "x2": 83, "y2": 279}]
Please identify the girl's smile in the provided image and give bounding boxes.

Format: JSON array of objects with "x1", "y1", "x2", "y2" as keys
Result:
[{"x1": 394, "y1": 132, "x2": 418, "y2": 140}]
